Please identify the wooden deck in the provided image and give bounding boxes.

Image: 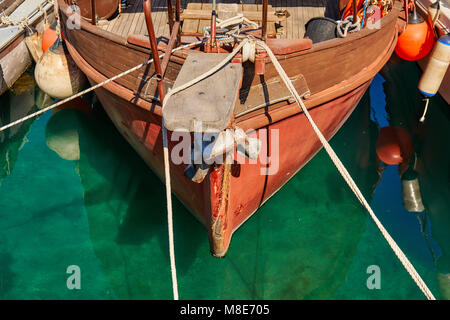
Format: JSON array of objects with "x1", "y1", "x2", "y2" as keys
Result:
[{"x1": 99, "y1": 0, "x2": 327, "y2": 40}]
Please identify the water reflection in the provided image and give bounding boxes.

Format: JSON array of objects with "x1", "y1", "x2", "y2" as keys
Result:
[
  {"x1": 0, "y1": 72, "x2": 38, "y2": 182},
  {"x1": 0, "y1": 61, "x2": 447, "y2": 299},
  {"x1": 378, "y1": 58, "x2": 449, "y2": 299}
]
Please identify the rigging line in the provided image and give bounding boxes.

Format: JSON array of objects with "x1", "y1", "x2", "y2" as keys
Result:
[{"x1": 257, "y1": 39, "x2": 436, "y2": 300}]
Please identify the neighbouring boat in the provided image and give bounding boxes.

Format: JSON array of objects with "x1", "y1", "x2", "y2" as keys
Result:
[
  {"x1": 0, "y1": 0, "x2": 54, "y2": 96},
  {"x1": 58, "y1": 0, "x2": 401, "y2": 257}
]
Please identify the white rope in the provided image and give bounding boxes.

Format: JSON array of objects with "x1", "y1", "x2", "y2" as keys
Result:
[
  {"x1": 160, "y1": 38, "x2": 247, "y2": 300},
  {"x1": 162, "y1": 125, "x2": 179, "y2": 300},
  {"x1": 419, "y1": 98, "x2": 429, "y2": 123},
  {"x1": 256, "y1": 40, "x2": 436, "y2": 300}
]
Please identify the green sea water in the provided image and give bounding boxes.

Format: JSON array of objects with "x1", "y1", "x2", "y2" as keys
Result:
[{"x1": 0, "y1": 58, "x2": 448, "y2": 300}]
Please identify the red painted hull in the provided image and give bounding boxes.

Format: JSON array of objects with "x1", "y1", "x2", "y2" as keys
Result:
[
  {"x1": 58, "y1": 0, "x2": 401, "y2": 256},
  {"x1": 90, "y1": 79, "x2": 370, "y2": 256}
]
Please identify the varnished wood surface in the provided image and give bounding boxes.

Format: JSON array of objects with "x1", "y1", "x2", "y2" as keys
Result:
[
  {"x1": 58, "y1": 0, "x2": 401, "y2": 256},
  {"x1": 60, "y1": 0, "x2": 399, "y2": 122},
  {"x1": 99, "y1": 0, "x2": 327, "y2": 39}
]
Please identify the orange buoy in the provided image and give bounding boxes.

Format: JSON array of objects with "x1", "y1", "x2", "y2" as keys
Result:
[
  {"x1": 376, "y1": 126, "x2": 413, "y2": 165},
  {"x1": 395, "y1": 7, "x2": 435, "y2": 61},
  {"x1": 35, "y1": 35, "x2": 86, "y2": 99},
  {"x1": 42, "y1": 21, "x2": 58, "y2": 53}
]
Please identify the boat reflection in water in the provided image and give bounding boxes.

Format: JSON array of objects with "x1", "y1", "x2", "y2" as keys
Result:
[
  {"x1": 0, "y1": 71, "x2": 38, "y2": 181},
  {"x1": 0, "y1": 71, "x2": 39, "y2": 298},
  {"x1": 379, "y1": 58, "x2": 450, "y2": 299},
  {"x1": 44, "y1": 88, "x2": 383, "y2": 299}
]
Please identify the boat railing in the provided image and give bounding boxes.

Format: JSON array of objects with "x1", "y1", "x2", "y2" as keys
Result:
[{"x1": 86, "y1": 0, "x2": 270, "y2": 99}]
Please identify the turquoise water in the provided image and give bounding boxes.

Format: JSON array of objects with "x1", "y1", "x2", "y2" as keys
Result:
[{"x1": 0, "y1": 59, "x2": 448, "y2": 300}]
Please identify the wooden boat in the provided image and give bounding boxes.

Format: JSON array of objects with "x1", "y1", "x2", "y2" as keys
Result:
[
  {"x1": 416, "y1": 0, "x2": 450, "y2": 104},
  {"x1": 0, "y1": 0, "x2": 54, "y2": 96},
  {"x1": 58, "y1": 0, "x2": 402, "y2": 257}
]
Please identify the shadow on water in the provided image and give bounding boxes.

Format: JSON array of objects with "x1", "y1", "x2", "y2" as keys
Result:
[
  {"x1": 0, "y1": 232, "x2": 15, "y2": 299},
  {"x1": 0, "y1": 71, "x2": 38, "y2": 182},
  {"x1": 0, "y1": 249, "x2": 15, "y2": 298},
  {"x1": 45, "y1": 102, "x2": 207, "y2": 298},
  {"x1": 0, "y1": 70, "x2": 40, "y2": 298}
]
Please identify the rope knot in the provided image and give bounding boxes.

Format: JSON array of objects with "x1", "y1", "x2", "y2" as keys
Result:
[{"x1": 337, "y1": 16, "x2": 361, "y2": 38}]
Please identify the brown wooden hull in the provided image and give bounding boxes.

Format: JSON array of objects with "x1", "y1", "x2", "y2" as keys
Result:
[
  {"x1": 90, "y1": 78, "x2": 370, "y2": 256},
  {"x1": 59, "y1": 0, "x2": 400, "y2": 256}
]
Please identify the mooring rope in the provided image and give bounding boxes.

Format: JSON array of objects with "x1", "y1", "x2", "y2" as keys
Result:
[
  {"x1": 0, "y1": 40, "x2": 204, "y2": 133},
  {"x1": 0, "y1": 25, "x2": 436, "y2": 299},
  {"x1": 0, "y1": 0, "x2": 53, "y2": 28},
  {"x1": 160, "y1": 39, "x2": 248, "y2": 300},
  {"x1": 256, "y1": 40, "x2": 436, "y2": 300}
]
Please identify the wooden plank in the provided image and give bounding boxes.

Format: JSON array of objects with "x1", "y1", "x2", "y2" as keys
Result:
[
  {"x1": 150, "y1": 0, "x2": 163, "y2": 36},
  {"x1": 235, "y1": 74, "x2": 310, "y2": 117},
  {"x1": 197, "y1": 2, "x2": 212, "y2": 34},
  {"x1": 106, "y1": 14, "x2": 118, "y2": 32},
  {"x1": 182, "y1": 2, "x2": 201, "y2": 34},
  {"x1": 163, "y1": 52, "x2": 243, "y2": 132},
  {"x1": 129, "y1": 12, "x2": 143, "y2": 35},
  {"x1": 267, "y1": 22, "x2": 276, "y2": 36},
  {"x1": 242, "y1": 4, "x2": 258, "y2": 12},
  {"x1": 121, "y1": 0, "x2": 141, "y2": 37},
  {"x1": 180, "y1": 9, "x2": 281, "y2": 23},
  {"x1": 182, "y1": 18, "x2": 199, "y2": 34},
  {"x1": 217, "y1": 3, "x2": 239, "y2": 20},
  {"x1": 292, "y1": 3, "x2": 300, "y2": 39},
  {"x1": 201, "y1": 3, "x2": 212, "y2": 11},
  {"x1": 111, "y1": 13, "x2": 125, "y2": 34},
  {"x1": 160, "y1": 11, "x2": 170, "y2": 38}
]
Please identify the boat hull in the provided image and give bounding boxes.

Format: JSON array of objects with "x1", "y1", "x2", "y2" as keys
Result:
[
  {"x1": 89, "y1": 77, "x2": 370, "y2": 256},
  {"x1": 415, "y1": 0, "x2": 450, "y2": 104},
  {"x1": 59, "y1": 0, "x2": 400, "y2": 256}
]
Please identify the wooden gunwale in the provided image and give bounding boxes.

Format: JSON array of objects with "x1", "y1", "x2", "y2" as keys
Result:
[
  {"x1": 60, "y1": 0, "x2": 399, "y2": 58},
  {"x1": 59, "y1": 0, "x2": 399, "y2": 132},
  {"x1": 66, "y1": 27, "x2": 397, "y2": 133},
  {"x1": 236, "y1": 30, "x2": 398, "y2": 130}
]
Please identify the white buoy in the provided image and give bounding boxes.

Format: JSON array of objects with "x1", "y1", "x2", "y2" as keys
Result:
[
  {"x1": 34, "y1": 35, "x2": 86, "y2": 99},
  {"x1": 401, "y1": 167, "x2": 425, "y2": 212},
  {"x1": 418, "y1": 34, "x2": 450, "y2": 98}
]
